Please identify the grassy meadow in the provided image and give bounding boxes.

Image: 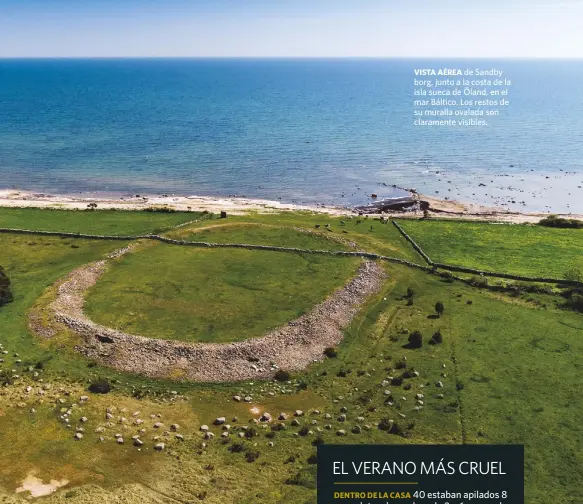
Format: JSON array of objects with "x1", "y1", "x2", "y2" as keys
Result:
[
  {"x1": 85, "y1": 242, "x2": 360, "y2": 343},
  {"x1": 0, "y1": 209, "x2": 581, "y2": 504},
  {"x1": 0, "y1": 207, "x2": 201, "y2": 236},
  {"x1": 398, "y1": 219, "x2": 583, "y2": 278}
]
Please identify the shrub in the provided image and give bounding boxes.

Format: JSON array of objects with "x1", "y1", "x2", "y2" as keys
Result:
[
  {"x1": 323, "y1": 347, "x2": 338, "y2": 358},
  {"x1": 0, "y1": 370, "x2": 14, "y2": 386},
  {"x1": 378, "y1": 418, "x2": 403, "y2": 435},
  {"x1": 564, "y1": 267, "x2": 583, "y2": 284},
  {"x1": 244, "y1": 427, "x2": 258, "y2": 439},
  {"x1": 296, "y1": 380, "x2": 308, "y2": 391},
  {"x1": 440, "y1": 271, "x2": 454, "y2": 283},
  {"x1": 408, "y1": 331, "x2": 423, "y2": 348},
  {"x1": 0, "y1": 266, "x2": 13, "y2": 307},
  {"x1": 312, "y1": 436, "x2": 325, "y2": 447},
  {"x1": 228, "y1": 443, "x2": 245, "y2": 453},
  {"x1": 395, "y1": 359, "x2": 407, "y2": 370},
  {"x1": 274, "y1": 370, "x2": 291, "y2": 382},
  {"x1": 88, "y1": 378, "x2": 112, "y2": 394},
  {"x1": 566, "y1": 293, "x2": 583, "y2": 313},
  {"x1": 539, "y1": 215, "x2": 583, "y2": 229},
  {"x1": 406, "y1": 287, "x2": 415, "y2": 299},
  {"x1": 357, "y1": 391, "x2": 374, "y2": 405},
  {"x1": 469, "y1": 276, "x2": 489, "y2": 288},
  {"x1": 435, "y1": 301, "x2": 445, "y2": 317},
  {"x1": 245, "y1": 450, "x2": 260, "y2": 463},
  {"x1": 430, "y1": 329, "x2": 443, "y2": 345}
]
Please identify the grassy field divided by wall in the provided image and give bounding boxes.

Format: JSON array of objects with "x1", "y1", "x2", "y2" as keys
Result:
[
  {"x1": 0, "y1": 209, "x2": 581, "y2": 504},
  {"x1": 398, "y1": 219, "x2": 583, "y2": 279}
]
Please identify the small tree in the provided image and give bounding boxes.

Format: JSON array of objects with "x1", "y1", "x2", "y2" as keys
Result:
[
  {"x1": 0, "y1": 266, "x2": 13, "y2": 307},
  {"x1": 430, "y1": 329, "x2": 443, "y2": 345},
  {"x1": 408, "y1": 331, "x2": 423, "y2": 348},
  {"x1": 406, "y1": 287, "x2": 415, "y2": 299},
  {"x1": 435, "y1": 301, "x2": 445, "y2": 317}
]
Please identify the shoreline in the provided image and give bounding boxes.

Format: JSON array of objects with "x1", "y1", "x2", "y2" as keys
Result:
[{"x1": 0, "y1": 188, "x2": 581, "y2": 225}]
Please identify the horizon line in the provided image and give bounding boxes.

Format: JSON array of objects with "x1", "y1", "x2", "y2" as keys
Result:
[{"x1": 2, "y1": 55, "x2": 583, "y2": 60}]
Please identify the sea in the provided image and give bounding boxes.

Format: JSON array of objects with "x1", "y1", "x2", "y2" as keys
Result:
[{"x1": 1, "y1": 58, "x2": 582, "y2": 213}]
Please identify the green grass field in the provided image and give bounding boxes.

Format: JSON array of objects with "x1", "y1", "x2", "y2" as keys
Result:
[
  {"x1": 168, "y1": 222, "x2": 350, "y2": 251},
  {"x1": 85, "y1": 242, "x2": 360, "y2": 342},
  {"x1": 0, "y1": 210, "x2": 581, "y2": 504},
  {"x1": 0, "y1": 207, "x2": 201, "y2": 235},
  {"x1": 399, "y1": 219, "x2": 583, "y2": 278}
]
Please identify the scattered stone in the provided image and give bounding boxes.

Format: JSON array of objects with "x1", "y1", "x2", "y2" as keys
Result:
[
  {"x1": 117, "y1": 437, "x2": 124, "y2": 444},
  {"x1": 134, "y1": 439, "x2": 144, "y2": 447},
  {"x1": 170, "y1": 424, "x2": 179, "y2": 432},
  {"x1": 436, "y1": 381, "x2": 444, "y2": 388},
  {"x1": 74, "y1": 433, "x2": 83, "y2": 440},
  {"x1": 260, "y1": 412, "x2": 272, "y2": 422},
  {"x1": 278, "y1": 413, "x2": 288, "y2": 421},
  {"x1": 200, "y1": 425, "x2": 209, "y2": 432},
  {"x1": 336, "y1": 430, "x2": 347, "y2": 436},
  {"x1": 294, "y1": 410, "x2": 304, "y2": 417},
  {"x1": 214, "y1": 417, "x2": 226, "y2": 425},
  {"x1": 233, "y1": 395, "x2": 241, "y2": 402},
  {"x1": 154, "y1": 443, "x2": 165, "y2": 451}
]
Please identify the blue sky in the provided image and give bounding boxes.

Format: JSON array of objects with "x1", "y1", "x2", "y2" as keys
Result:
[{"x1": 1, "y1": 0, "x2": 582, "y2": 58}]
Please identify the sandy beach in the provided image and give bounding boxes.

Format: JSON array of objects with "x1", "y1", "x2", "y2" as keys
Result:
[{"x1": 0, "y1": 188, "x2": 581, "y2": 225}]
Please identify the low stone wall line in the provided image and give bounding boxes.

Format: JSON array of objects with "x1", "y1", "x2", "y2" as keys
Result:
[
  {"x1": 2, "y1": 226, "x2": 576, "y2": 286},
  {"x1": 391, "y1": 220, "x2": 434, "y2": 265}
]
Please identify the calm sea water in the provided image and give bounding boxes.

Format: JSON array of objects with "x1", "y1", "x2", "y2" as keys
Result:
[{"x1": 1, "y1": 58, "x2": 582, "y2": 211}]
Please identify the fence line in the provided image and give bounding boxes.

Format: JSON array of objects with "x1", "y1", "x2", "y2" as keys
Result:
[{"x1": 1, "y1": 226, "x2": 579, "y2": 287}]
